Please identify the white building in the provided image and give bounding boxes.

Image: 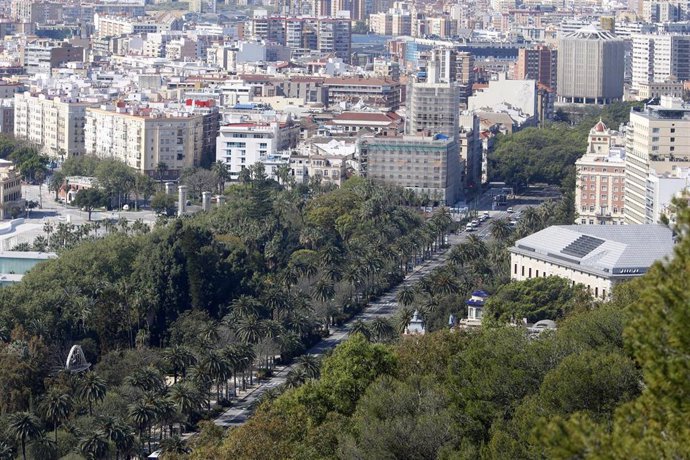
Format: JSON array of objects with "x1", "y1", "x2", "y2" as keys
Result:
[
  {"x1": 575, "y1": 120, "x2": 626, "y2": 225},
  {"x1": 510, "y1": 225, "x2": 674, "y2": 299},
  {"x1": 216, "y1": 121, "x2": 298, "y2": 179},
  {"x1": 84, "y1": 106, "x2": 204, "y2": 176},
  {"x1": 631, "y1": 34, "x2": 690, "y2": 92},
  {"x1": 624, "y1": 97, "x2": 690, "y2": 224},
  {"x1": 468, "y1": 73, "x2": 538, "y2": 126},
  {"x1": 14, "y1": 92, "x2": 94, "y2": 158},
  {"x1": 646, "y1": 166, "x2": 690, "y2": 224}
]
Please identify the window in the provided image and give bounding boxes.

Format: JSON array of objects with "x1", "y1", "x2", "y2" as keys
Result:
[
  {"x1": 514, "y1": 264, "x2": 517, "y2": 274},
  {"x1": 521, "y1": 266, "x2": 525, "y2": 276},
  {"x1": 528, "y1": 268, "x2": 532, "y2": 278},
  {"x1": 671, "y1": 128, "x2": 675, "y2": 133}
]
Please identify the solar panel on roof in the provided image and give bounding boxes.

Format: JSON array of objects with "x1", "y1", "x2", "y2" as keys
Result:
[{"x1": 561, "y1": 235, "x2": 605, "y2": 258}]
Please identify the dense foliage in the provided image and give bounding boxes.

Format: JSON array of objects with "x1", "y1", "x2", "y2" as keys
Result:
[
  {"x1": 0, "y1": 174, "x2": 453, "y2": 458},
  {"x1": 189, "y1": 202, "x2": 690, "y2": 459},
  {"x1": 489, "y1": 102, "x2": 639, "y2": 191}
]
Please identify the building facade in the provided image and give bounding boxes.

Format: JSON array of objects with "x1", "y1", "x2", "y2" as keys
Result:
[
  {"x1": 14, "y1": 93, "x2": 93, "y2": 158},
  {"x1": 510, "y1": 225, "x2": 674, "y2": 299},
  {"x1": 631, "y1": 34, "x2": 690, "y2": 92},
  {"x1": 84, "y1": 107, "x2": 205, "y2": 176},
  {"x1": 624, "y1": 97, "x2": 690, "y2": 224},
  {"x1": 359, "y1": 135, "x2": 462, "y2": 205},
  {"x1": 515, "y1": 45, "x2": 557, "y2": 90},
  {"x1": 557, "y1": 25, "x2": 625, "y2": 104},
  {"x1": 575, "y1": 120, "x2": 626, "y2": 225}
]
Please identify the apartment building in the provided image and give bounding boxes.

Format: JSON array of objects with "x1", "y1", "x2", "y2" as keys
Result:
[
  {"x1": 84, "y1": 106, "x2": 204, "y2": 176},
  {"x1": 14, "y1": 92, "x2": 93, "y2": 158},
  {"x1": 216, "y1": 121, "x2": 299, "y2": 179},
  {"x1": 358, "y1": 135, "x2": 462, "y2": 205},
  {"x1": 515, "y1": 45, "x2": 557, "y2": 90},
  {"x1": 631, "y1": 34, "x2": 690, "y2": 92},
  {"x1": 624, "y1": 97, "x2": 690, "y2": 224},
  {"x1": 250, "y1": 16, "x2": 351, "y2": 60},
  {"x1": 94, "y1": 14, "x2": 164, "y2": 38},
  {"x1": 22, "y1": 40, "x2": 84, "y2": 75},
  {"x1": 406, "y1": 60, "x2": 461, "y2": 139},
  {"x1": 575, "y1": 120, "x2": 626, "y2": 225},
  {"x1": 323, "y1": 77, "x2": 401, "y2": 111}
]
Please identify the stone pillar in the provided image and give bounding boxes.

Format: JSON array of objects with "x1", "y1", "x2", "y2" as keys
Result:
[
  {"x1": 178, "y1": 186, "x2": 188, "y2": 216},
  {"x1": 202, "y1": 191, "x2": 211, "y2": 211},
  {"x1": 217, "y1": 195, "x2": 226, "y2": 207},
  {"x1": 165, "y1": 182, "x2": 174, "y2": 195}
]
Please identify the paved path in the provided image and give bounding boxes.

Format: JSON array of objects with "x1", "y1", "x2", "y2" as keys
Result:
[{"x1": 212, "y1": 198, "x2": 539, "y2": 428}]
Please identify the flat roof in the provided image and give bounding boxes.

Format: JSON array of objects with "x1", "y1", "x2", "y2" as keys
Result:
[{"x1": 510, "y1": 225, "x2": 674, "y2": 278}]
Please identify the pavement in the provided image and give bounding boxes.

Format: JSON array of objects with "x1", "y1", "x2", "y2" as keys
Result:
[{"x1": 212, "y1": 190, "x2": 549, "y2": 428}]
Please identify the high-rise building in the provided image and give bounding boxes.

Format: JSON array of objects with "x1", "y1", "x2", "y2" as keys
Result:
[
  {"x1": 557, "y1": 25, "x2": 625, "y2": 104},
  {"x1": 624, "y1": 97, "x2": 690, "y2": 224},
  {"x1": 406, "y1": 56, "x2": 461, "y2": 138},
  {"x1": 84, "y1": 107, "x2": 206, "y2": 177},
  {"x1": 631, "y1": 34, "x2": 690, "y2": 92},
  {"x1": 22, "y1": 40, "x2": 84, "y2": 75},
  {"x1": 358, "y1": 135, "x2": 462, "y2": 205},
  {"x1": 575, "y1": 120, "x2": 626, "y2": 225},
  {"x1": 250, "y1": 16, "x2": 351, "y2": 60},
  {"x1": 515, "y1": 46, "x2": 557, "y2": 90},
  {"x1": 14, "y1": 93, "x2": 93, "y2": 158}
]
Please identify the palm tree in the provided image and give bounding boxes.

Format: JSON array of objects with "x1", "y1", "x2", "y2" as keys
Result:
[
  {"x1": 228, "y1": 295, "x2": 265, "y2": 321},
  {"x1": 98, "y1": 417, "x2": 132, "y2": 460},
  {"x1": 169, "y1": 382, "x2": 203, "y2": 432},
  {"x1": 128, "y1": 399, "x2": 155, "y2": 453},
  {"x1": 41, "y1": 388, "x2": 72, "y2": 443},
  {"x1": 8, "y1": 412, "x2": 42, "y2": 460},
  {"x1": 350, "y1": 320, "x2": 371, "y2": 340},
  {"x1": 159, "y1": 435, "x2": 190, "y2": 456},
  {"x1": 163, "y1": 345, "x2": 196, "y2": 383},
  {"x1": 77, "y1": 372, "x2": 107, "y2": 416},
  {"x1": 370, "y1": 318, "x2": 395, "y2": 342},
  {"x1": 396, "y1": 285, "x2": 416, "y2": 307},
  {"x1": 125, "y1": 366, "x2": 165, "y2": 393},
  {"x1": 490, "y1": 218, "x2": 513, "y2": 242},
  {"x1": 284, "y1": 366, "x2": 307, "y2": 389},
  {"x1": 295, "y1": 354, "x2": 320, "y2": 379},
  {"x1": 211, "y1": 161, "x2": 230, "y2": 193},
  {"x1": 396, "y1": 307, "x2": 415, "y2": 335},
  {"x1": 234, "y1": 315, "x2": 266, "y2": 345},
  {"x1": 79, "y1": 431, "x2": 109, "y2": 460}
]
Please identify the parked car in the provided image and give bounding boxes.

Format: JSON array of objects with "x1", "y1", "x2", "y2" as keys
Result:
[{"x1": 507, "y1": 207, "x2": 514, "y2": 213}]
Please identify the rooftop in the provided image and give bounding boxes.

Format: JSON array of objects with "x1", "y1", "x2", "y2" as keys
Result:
[{"x1": 510, "y1": 225, "x2": 674, "y2": 278}]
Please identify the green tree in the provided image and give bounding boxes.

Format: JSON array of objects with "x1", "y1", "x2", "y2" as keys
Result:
[
  {"x1": 77, "y1": 372, "x2": 107, "y2": 415},
  {"x1": 8, "y1": 412, "x2": 43, "y2": 460},
  {"x1": 48, "y1": 171, "x2": 66, "y2": 201},
  {"x1": 41, "y1": 388, "x2": 72, "y2": 442},
  {"x1": 151, "y1": 192, "x2": 176, "y2": 216},
  {"x1": 73, "y1": 188, "x2": 107, "y2": 221},
  {"x1": 78, "y1": 431, "x2": 109, "y2": 460}
]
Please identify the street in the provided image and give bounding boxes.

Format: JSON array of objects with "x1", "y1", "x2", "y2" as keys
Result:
[{"x1": 213, "y1": 191, "x2": 546, "y2": 428}]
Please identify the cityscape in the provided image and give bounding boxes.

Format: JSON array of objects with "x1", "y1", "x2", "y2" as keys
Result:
[{"x1": 0, "y1": 0, "x2": 687, "y2": 457}]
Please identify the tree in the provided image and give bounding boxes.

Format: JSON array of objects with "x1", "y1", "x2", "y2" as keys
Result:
[
  {"x1": 96, "y1": 159, "x2": 135, "y2": 210},
  {"x1": 490, "y1": 218, "x2": 513, "y2": 242},
  {"x1": 73, "y1": 188, "x2": 107, "y2": 221},
  {"x1": 151, "y1": 192, "x2": 176, "y2": 216},
  {"x1": 211, "y1": 161, "x2": 230, "y2": 193},
  {"x1": 181, "y1": 168, "x2": 218, "y2": 200},
  {"x1": 79, "y1": 431, "x2": 109, "y2": 460},
  {"x1": 169, "y1": 382, "x2": 204, "y2": 431},
  {"x1": 163, "y1": 345, "x2": 196, "y2": 384},
  {"x1": 41, "y1": 388, "x2": 72, "y2": 442},
  {"x1": 133, "y1": 174, "x2": 155, "y2": 210},
  {"x1": 48, "y1": 171, "x2": 65, "y2": 201},
  {"x1": 128, "y1": 399, "x2": 156, "y2": 452},
  {"x1": 396, "y1": 286, "x2": 416, "y2": 307},
  {"x1": 77, "y1": 372, "x2": 107, "y2": 415},
  {"x1": 160, "y1": 435, "x2": 190, "y2": 457},
  {"x1": 484, "y1": 277, "x2": 590, "y2": 324},
  {"x1": 8, "y1": 412, "x2": 43, "y2": 460}
]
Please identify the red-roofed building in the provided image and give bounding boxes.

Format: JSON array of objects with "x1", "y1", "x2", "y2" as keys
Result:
[{"x1": 322, "y1": 111, "x2": 403, "y2": 136}]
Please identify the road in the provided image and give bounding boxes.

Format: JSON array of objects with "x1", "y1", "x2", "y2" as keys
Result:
[{"x1": 213, "y1": 193, "x2": 546, "y2": 428}]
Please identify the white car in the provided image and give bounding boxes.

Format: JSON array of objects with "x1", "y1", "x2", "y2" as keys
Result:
[
  {"x1": 465, "y1": 223, "x2": 475, "y2": 232},
  {"x1": 507, "y1": 207, "x2": 514, "y2": 213}
]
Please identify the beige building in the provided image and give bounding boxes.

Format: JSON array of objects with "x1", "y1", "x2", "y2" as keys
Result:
[
  {"x1": 510, "y1": 225, "x2": 674, "y2": 299},
  {"x1": 358, "y1": 135, "x2": 462, "y2": 205},
  {"x1": 85, "y1": 107, "x2": 204, "y2": 176},
  {"x1": 575, "y1": 120, "x2": 626, "y2": 225},
  {"x1": 624, "y1": 96, "x2": 690, "y2": 224},
  {"x1": 14, "y1": 92, "x2": 94, "y2": 158},
  {"x1": 0, "y1": 160, "x2": 22, "y2": 219}
]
